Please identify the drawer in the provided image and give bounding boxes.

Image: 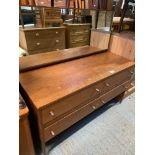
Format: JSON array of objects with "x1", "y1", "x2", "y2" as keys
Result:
[
  {"x1": 44, "y1": 9, "x2": 61, "y2": 19},
  {"x1": 25, "y1": 29, "x2": 65, "y2": 40},
  {"x1": 70, "y1": 35, "x2": 90, "y2": 43},
  {"x1": 41, "y1": 84, "x2": 101, "y2": 125},
  {"x1": 43, "y1": 81, "x2": 128, "y2": 142},
  {"x1": 26, "y1": 37, "x2": 64, "y2": 51},
  {"x1": 69, "y1": 26, "x2": 90, "y2": 35},
  {"x1": 44, "y1": 19, "x2": 63, "y2": 27},
  {"x1": 97, "y1": 66, "x2": 134, "y2": 94}
]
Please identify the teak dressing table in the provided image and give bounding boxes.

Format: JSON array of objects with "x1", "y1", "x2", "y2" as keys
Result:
[{"x1": 19, "y1": 46, "x2": 135, "y2": 155}]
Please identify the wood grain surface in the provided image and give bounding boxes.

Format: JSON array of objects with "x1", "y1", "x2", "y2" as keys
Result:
[
  {"x1": 20, "y1": 52, "x2": 134, "y2": 109},
  {"x1": 109, "y1": 32, "x2": 135, "y2": 61},
  {"x1": 19, "y1": 46, "x2": 104, "y2": 72}
]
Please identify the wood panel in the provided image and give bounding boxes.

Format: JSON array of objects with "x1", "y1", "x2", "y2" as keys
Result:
[
  {"x1": 90, "y1": 29, "x2": 110, "y2": 50},
  {"x1": 109, "y1": 32, "x2": 135, "y2": 61},
  {"x1": 19, "y1": 46, "x2": 104, "y2": 72}
]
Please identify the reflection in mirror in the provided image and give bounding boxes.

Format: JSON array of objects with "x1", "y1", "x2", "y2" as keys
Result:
[{"x1": 19, "y1": 0, "x2": 114, "y2": 33}]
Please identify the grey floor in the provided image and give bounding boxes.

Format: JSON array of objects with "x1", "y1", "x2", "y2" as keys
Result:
[{"x1": 45, "y1": 93, "x2": 135, "y2": 155}]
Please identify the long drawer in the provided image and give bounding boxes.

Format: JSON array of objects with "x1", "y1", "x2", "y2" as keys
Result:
[
  {"x1": 41, "y1": 66, "x2": 134, "y2": 125},
  {"x1": 25, "y1": 29, "x2": 64, "y2": 40},
  {"x1": 26, "y1": 38, "x2": 64, "y2": 51},
  {"x1": 44, "y1": 80, "x2": 130, "y2": 142}
]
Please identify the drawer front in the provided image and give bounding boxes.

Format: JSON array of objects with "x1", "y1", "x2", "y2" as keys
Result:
[
  {"x1": 41, "y1": 84, "x2": 101, "y2": 125},
  {"x1": 44, "y1": 20, "x2": 63, "y2": 27},
  {"x1": 43, "y1": 81, "x2": 128, "y2": 142},
  {"x1": 95, "y1": 66, "x2": 134, "y2": 95},
  {"x1": 69, "y1": 25, "x2": 90, "y2": 35},
  {"x1": 44, "y1": 9, "x2": 61, "y2": 19},
  {"x1": 70, "y1": 35, "x2": 90, "y2": 44},
  {"x1": 26, "y1": 37, "x2": 64, "y2": 51},
  {"x1": 25, "y1": 29, "x2": 65, "y2": 40}
]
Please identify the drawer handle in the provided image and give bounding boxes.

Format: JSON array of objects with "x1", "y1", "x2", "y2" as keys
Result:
[
  {"x1": 35, "y1": 33, "x2": 39, "y2": 36},
  {"x1": 36, "y1": 42, "x2": 40, "y2": 46},
  {"x1": 101, "y1": 100, "x2": 105, "y2": 104},
  {"x1": 105, "y1": 83, "x2": 110, "y2": 87},
  {"x1": 51, "y1": 131, "x2": 55, "y2": 136},
  {"x1": 56, "y1": 40, "x2": 59, "y2": 43},
  {"x1": 56, "y1": 31, "x2": 59, "y2": 34},
  {"x1": 92, "y1": 105, "x2": 96, "y2": 110},
  {"x1": 56, "y1": 49, "x2": 60, "y2": 51},
  {"x1": 49, "y1": 111, "x2": 54, "y2": 116},
  {"x1": 95, "y1": 88, "x2": 100, "y2": 92},
  {"x1": 129, "y1": 70, "x2": 134, "y2": 74}
]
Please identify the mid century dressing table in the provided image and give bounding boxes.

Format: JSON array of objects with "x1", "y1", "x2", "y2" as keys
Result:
[{"x1": 19, "y1": 45, "x2": 135, "y2": 155}]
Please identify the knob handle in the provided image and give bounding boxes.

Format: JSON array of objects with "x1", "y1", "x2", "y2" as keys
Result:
[
  {"x1": 56, "y1": 40, "x2": 59, "y2": 43},
  {"x1": 56, "y1": 31, "x2": 59, "y2": 34},
  {"x1": 35, "y1": 33, "x2": 39, "y2": 36},
  {"x1": 92, "y1": 105, "x2": 96, "y2": 110},
  {"x1": 95, "y1": 88, "x2": 100, "y2": 92},
  {"x1": 49, "y1": 111, "x2": 54, "y2": 116},
  {"x1": 56, "y1": 49, "x2": 60, "y2": 51},
  {"x1": 36, "y1": 42, "x2": 40, "y2": 46},
  {"x1": 101, "y1": 100, "x2": 105, "y2": 104},
  {"x1": 106, "y1": 83, "x2": 110, "y2": 87},
  {"x1": 51, "y1": 131, "x2": 55, "y2": 136},
  {"x1": 129, "y1": 70, "x2": 134, "y2": 74}
]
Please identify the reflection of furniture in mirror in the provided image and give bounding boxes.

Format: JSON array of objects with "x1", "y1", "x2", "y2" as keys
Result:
[
  {"x1": 36, "y1": 7, "x2": 63, "y2": 27},
  {"x1": 64, "y1": 23, "x2": 91, "y2": 48},
  {"x1": 19, "y1": 27, "x2": 66, "y2": 55}
]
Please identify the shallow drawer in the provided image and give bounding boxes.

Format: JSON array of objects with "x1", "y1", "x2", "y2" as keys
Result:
[
  {"x1": 96, "y1": 66, "x2": 134, "y2": 95},
  {"x1": 43, "y1": 81, "x2": 128, "y2": 142},
  {"x1": 41, "y1": 84, "x2": 101, "y2": 125}
]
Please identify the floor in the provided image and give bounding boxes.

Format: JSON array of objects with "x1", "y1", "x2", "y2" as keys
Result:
[{"x1": 42, "y1": 93, "x2": 135, "y2": 155}]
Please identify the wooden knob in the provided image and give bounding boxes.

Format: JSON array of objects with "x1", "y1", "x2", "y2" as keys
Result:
[
  {"x1": 106, "y1": 83, "x2": 110, "y2": 87},
  {"x1": 101, "y1": 100, "x2": 105, "y2": 104},
  {"x1": 56, "y1": 40, "x2": 59, "y2": 43},
  {"x1": 49, "y1": 111, "x2": 54, "y2": 116},
  {"x1": 36, "y1": 42, "x2": 40, "y2": 46},
  {"x1": 92, "y1": 105, "x2": 96, "y2": 109},
  {"x1": 35, "y1": 33, "x2": 39, "y2": 36},
  {"x1": 51, "y1": 131, "x2": 55, "y2": 136},
  {"x1": 56, "y1": 31, "x2": 59, "y2": 34},
  {"x1": 95, "y1": 88, "x2": 100, "y2": 92}
]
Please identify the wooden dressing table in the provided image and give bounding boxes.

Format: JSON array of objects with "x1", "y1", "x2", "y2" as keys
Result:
[{"x1": 19, "y1": 46, "x2": 135, "y2": 155}]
